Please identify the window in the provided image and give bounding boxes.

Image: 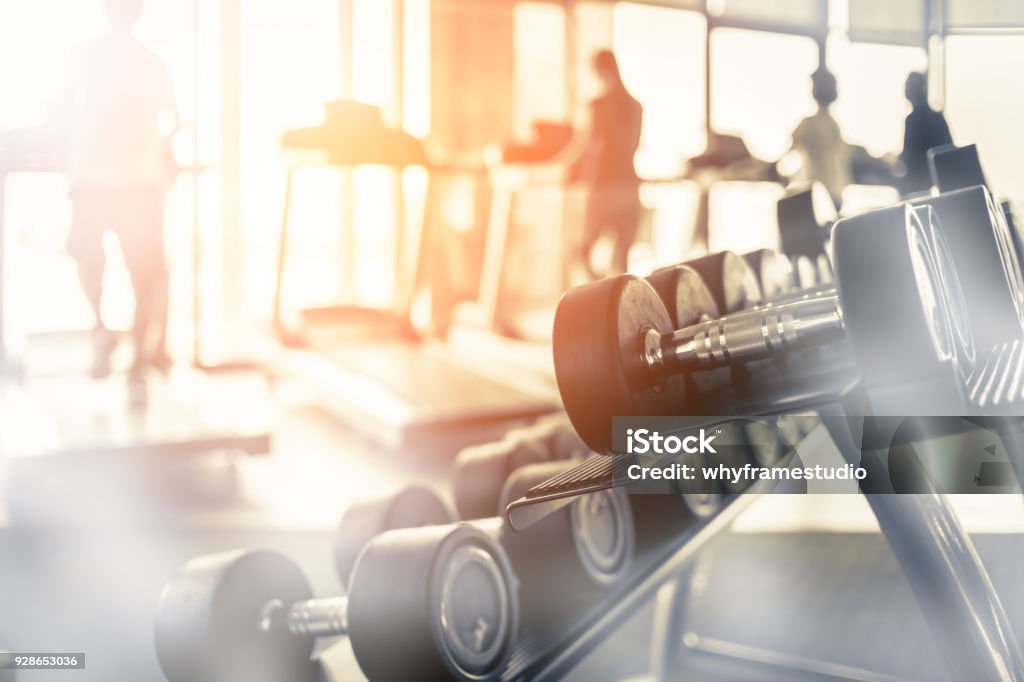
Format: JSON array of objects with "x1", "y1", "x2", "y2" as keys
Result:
[
  {"x1": 0, "y1": 1, "x2": 218, "y2": 343},
  {"x1": 946, "y1": 35, "x2": 1024, "y2": 204},
  {"x1": 613, "y1": 4, "x2": 707, "y2": 266},
  {"x1": 828, "y1": 35, "x2": 926, "y2": 156},
  {"x1": 708, "y1": 28, "x2": 817, "y2": 254}
]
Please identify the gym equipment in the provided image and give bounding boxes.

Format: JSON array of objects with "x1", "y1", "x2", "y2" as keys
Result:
[
  {"x1": 554, "y1": 203, "x2": 975, "y2": 454},
  {"x1": 928, "y1": 143, "x2": 988, "y2": 195},
  {"x1": 645, "y1": 264, "x2": 731, "y2": 403},
  {"x1": 777, "y1": 183, "x2": 835, "y2": 271},
  {"x1": 333, "y1": 484, "x2": 454, "y2": 587},
  {"x1": 792, "y1": 254, "x2": 820, "y2": 289},
  {"x1": 679, "y1": 132, "x2": 784, "y2": 253},
  {"x1": 500, "y1": 121, "x2": 574, "y2": 163},
  {"x1": 496, "y1": 461, "x2": 634, "y2": 629},
  {"x1": 551, "y1": 275, "x2": 689, "y2": 454},
  {"x1": 646, "y1": 264, "x2": 721, "y2": 328},
  {"x1": 743, "y1": 249, "x2": 794, "y2": 300},
  {"x1": 683, "y1": 251, "x2": 763, "y2": 314},
  {"x1": 453, "y1": 414, "x2": 588, "y2": 520},
  {"x1": 925, "y1": 146, "x2": 1024, "y2": 290},
  {"x1": 155, "y1": 525, "x2": 518, "y2": 682},
  {"x1": 712, "y1": 419, "x2": 787, "y2": 494},
  {"x1": 657, "y1": 255, "x2": 827, "y2": 463},
  {"x1": 271, "y1": 101, "x2": 557, "y2": 453},
  {"x1": 677, "y1": 530, "x2": 1022, "y2": 682},
  {"x1": 912, "y1": 185, "x2": 1024, "y2": 350}
]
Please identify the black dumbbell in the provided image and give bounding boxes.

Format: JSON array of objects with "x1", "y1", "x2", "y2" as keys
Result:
[
  {"x1": 334, "y1": 460, "x2": 633, "y2": 635},
  {"x1": 743, "y1": 248, "x2": 795, "y2": 300},
  {"x1": 778, "y1": 182, "x2": 835, "y2": 252},
  {"x1": 333, "y1": 484, "x2": 455, "y2": 587},
  {"x1": 646, "y1": 263, "x2": 721, "y2": 328},
  {"x1": 645, "y1": 264, "x2": 733, "y2": 403},
  {"x1": 554, "y1": 203, "x2": 974, "y2": 454},
  {"x1": 650, "y1": 257, "x2": 817, "y2": 463},
  {"x1": 492, "y1": 460, "x2": 634, "y2": 629},
  {"x1": 155, "y1": 524, "x2": 518, "y2": 682},
  {"x1": 912, "y1": 185, "x2": 1024, "y2": 349},
  {"x1": 453, "y1": 415, "x2": 588, "y2": 520},
  {"x1": 683, "y1": 251, "x2": 763, "y2": 314}
]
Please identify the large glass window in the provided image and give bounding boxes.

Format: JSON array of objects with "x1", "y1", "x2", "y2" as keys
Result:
[
  {"x1": 612, "y1": 4, "x2": 706, "y2": 267},
  {"x1": 0, "y1": 1, "x2": 219, "y2": 351},
  {"x1": 945, "y1": 35, "x2": 1024, "y2": 204},
  {"x1": 828, "y1": 35, "x2": 926, "y2": 156},
  {"x1": 239, "y1": 0, "x2": 432, "y2": 319},
  {"x1": 708, "y1": 28, "x2": 817, "y2": 254},
  {"x1": 514, "y1": 3, "x2": 568, "y2": 137},
  {"x1": 614, "y1": 4, "x2": 707, "y2": 177},
  {"x1": 710, "y1": 28, "x2": 818, "y2": 162}
]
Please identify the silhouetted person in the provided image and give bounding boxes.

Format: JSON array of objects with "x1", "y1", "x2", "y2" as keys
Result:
[
  {"x1": 790, "y1": 67, "x2": 851, "y2": 208},
  {"x1": 900, "y1": 71, "x2": 952, "y2": 196},
  {"x1": 52, "y1": 0, "x2": 177, "y2": 379},
  {"x1": 568, "y1": 50, "x2": 643, "y2": 278}
]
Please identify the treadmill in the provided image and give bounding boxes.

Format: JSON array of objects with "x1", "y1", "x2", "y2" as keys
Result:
[{"x1": 270, "y1": 101, "x2": 558, "y2": 455}]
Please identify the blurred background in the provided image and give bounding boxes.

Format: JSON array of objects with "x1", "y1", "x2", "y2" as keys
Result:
[{"x1": 2, "y1": 0, "x2": 1024, "y2": 680}]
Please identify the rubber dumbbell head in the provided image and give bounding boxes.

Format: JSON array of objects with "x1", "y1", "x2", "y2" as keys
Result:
[
  {"x1": 554, "y1": 203, "x2": 971, "y2": 453},
  {"x1": 453, "y1": 415, "x2": 587, "y2": 521},
  {"x1": 156, "y1": 524, "x2": 518, "y2": 682},
  {"x1": 645, "y1": 264, "x2": 730, "y2": 400},
  {"x1": 684, "y1": 251, "x2": 763, "y2": 313},
  {"x1": 495, "y1": 461, "x2": 633, "y2": 629},
  {"x1": 912, "y1": 185, "x2": 1024, "y2": 349},
  {"x1": 553, "y1": 275, "x2": 687, "y2": 457},
  {"x1": 832, "y1": 203, "x2": 963, "y2": 385},
  {"x1": 347, "y1": 524, "x2": 518, "y2": 681},
  {"x1": 743, "y1": 249, "x2": 794, "y2": 300},
  {"x1": 333, "y1": 484, "x2": 454, "y2": 588}
]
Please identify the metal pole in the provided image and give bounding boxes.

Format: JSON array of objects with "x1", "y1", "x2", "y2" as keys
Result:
[
  {"x1": 192, "y1": 0, "x2": 201, "y2": 364},
  {"x1": 392, "y1": 0, "x2": 407, "y2": 307},
  {"x1": 827, "y1": 414, "x2": 1024, "y2": 682}
]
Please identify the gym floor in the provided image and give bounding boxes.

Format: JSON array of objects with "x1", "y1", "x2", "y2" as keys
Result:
[
  {"x1": 3, "y1": 362, "x2": 1023, "y2": 681},
  {"x1": 0, "y1": 365, "x2": 644, "y2": 681}
]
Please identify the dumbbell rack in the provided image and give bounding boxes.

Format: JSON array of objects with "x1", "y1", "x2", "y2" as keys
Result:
[
  {"x1": 499, "y1": 356, "x2": 1024, "y2": 681},
  {"x1": 501, "y1": 470, "x2": 767, "y2": 681}
]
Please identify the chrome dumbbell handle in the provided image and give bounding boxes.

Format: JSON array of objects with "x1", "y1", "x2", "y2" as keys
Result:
[
  {"x1": 645, "y1": 294, "x2": 846, "y2": 379},
  {"x1": 259, "y1": 596, "x2": 349, "y2": 638}
]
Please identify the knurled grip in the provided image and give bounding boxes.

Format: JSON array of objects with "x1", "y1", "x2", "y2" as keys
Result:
[
  {"x1": 692, "y1": 311, "x2": 801, "y2": 366},
  {"x1": 662, "y1": 296, "x2": 845, "y2": 373},
  {"x1": 287, "y1": 597, "x2": 349, "y2": 637}
]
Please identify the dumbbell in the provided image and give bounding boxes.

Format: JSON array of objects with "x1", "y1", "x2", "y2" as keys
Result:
[
  {"x1": 646, "y1": 261, "x2": 802, "y2": 471},
  {"x1": 333, "y1": 484, "x2": 454, "y2": 587},
  {"x1": 682, "y1": 251, "x2": 763, "y2": 314},
  {"x1": 155, "y1": 524, "x2": 518, "y2": 682},
  {"x1": 778, "y1": 182, "x2": 836, "y2": 285},
  {"x1": 644, "y1": 264, "x2": 733, "y2": 401},
  {"x1": 334, "y1": 462, "x2": 631, "y2": 634},
  {"x1": 912, "y1": 185, "x2": 1024, "y2": 349},
  {"x1": 492, "y1": 461, "x2": 634, "y2": 629},
  {"x1": 554, "y1": 203, "x2": 973, "y2": 454},
  {"x1": 743, "y1": 249, "x2": 794, "y2": 299},
  {"x1": 453, "y1": 415, "x2": 588, "y2": 521}
]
